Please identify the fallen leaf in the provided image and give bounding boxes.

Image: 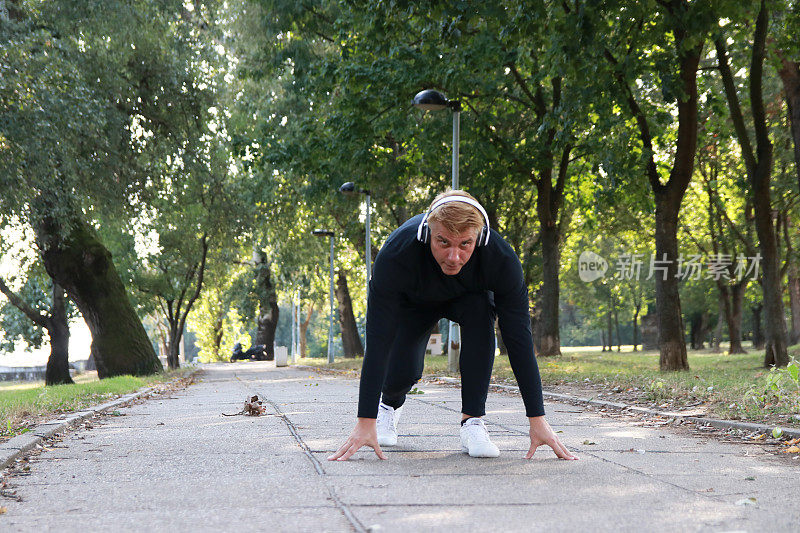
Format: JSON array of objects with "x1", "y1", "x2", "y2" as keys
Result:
[
  {"x1": 772, "y1": 427, "x2": 783, "y2": 439},
  {"x1": 744, "y1": 476, "x2": 755, "y2": 481},
  {"x1": 785, "y1": 438, "x2": 800, "y2": 446},
  {"x1": 783, "y1": 445, "x2": 800, "y2": 453},
  {"x1": 735, "y1": 497, "x2": 757, "y2": 506},
  {"x1": 582, "y1": 440, "x2": 596, "y2": 445},
  {"x1": 0, "y1": 507, "x2": 6, "y2": 515},
  {"x1": 752, "y1": 434, "x2": 767, "y2": 441}
]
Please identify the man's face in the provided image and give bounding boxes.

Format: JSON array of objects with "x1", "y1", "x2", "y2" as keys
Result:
[{"x1": 428, "y1": 221, "x2": 477, "y2": 276}]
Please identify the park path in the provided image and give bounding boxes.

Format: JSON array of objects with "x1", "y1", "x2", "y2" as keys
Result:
[{"x1": 1, "y1": 362, "x2": 798, "y2": 532}]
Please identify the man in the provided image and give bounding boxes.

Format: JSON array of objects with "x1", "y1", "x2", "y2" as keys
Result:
[{"x1": 329, "y1": 190, "x2": 576, "y2": 461}]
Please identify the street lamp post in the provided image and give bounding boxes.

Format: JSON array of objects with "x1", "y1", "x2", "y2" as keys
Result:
[
  {"x1": 295, "y1": 297, "x2": 301, "y2": 362},
  {"x1": 290, "y1": 294, "x2": 296, "y2": 363},
  {"x1": 413, "y1": 89, "x2": 462, "y2": 373},
  {"x1": 339, "y1": 182, "x2": 371, "y2": 352},
  {"x1": 313, "y1": 229, "x2": 335, "y2": 364}
]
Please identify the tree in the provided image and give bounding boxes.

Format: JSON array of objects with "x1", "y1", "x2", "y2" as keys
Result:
[
  {"x1": 773, "y1": 3, "x2": 800, "y2": 193},
  {"x1": 715, "y1": 0, "x2": 790, "y2": 366},
  {"x1": 1, "y1": 1, "x2": 228, "y2": 377},
  {"x1": 252, "y1": 249, "x2": 279, "y2": 360},
  {"x1": 591, "y1": 0, "x2": 722, "y2": 370},
  {"x1": 0, "y1": 263, "x2": 74, "y2": 385},
  {"x1": 335, "y1": 269, "x2": 364, "y2": 358}
]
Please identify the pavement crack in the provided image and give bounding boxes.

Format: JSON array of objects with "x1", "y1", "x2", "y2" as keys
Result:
[{"x1": 232, "y1": 374, "x2": 367, "y2": 533}]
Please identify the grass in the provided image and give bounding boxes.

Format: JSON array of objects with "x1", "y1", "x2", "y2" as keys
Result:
[
  {"x1": 0, "y1": 368, "x2": 194, "y2": 440},
  {"x1": 295, "y1": 343, "x2": 800, "y2": 426}
]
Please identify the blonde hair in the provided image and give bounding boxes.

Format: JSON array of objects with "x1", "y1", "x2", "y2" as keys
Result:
[{"x1": 426, "y1": 190, "x2": 484, "y2": 237}]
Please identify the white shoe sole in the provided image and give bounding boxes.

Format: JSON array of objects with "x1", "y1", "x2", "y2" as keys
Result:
[
  {"x1": 377, "y1": 435, "x2": 397, "y2": 447},
  {"x1": 461, "y1": 443, "x2": 500, "y2": 458}
]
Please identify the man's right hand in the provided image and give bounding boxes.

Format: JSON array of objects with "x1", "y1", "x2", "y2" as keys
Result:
[{"x1": 328, "y1": 417, "x2": 387, "y2": 461}]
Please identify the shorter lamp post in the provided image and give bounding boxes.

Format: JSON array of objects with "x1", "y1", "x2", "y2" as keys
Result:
[
  {"x1": 338, "y1": 182, "x2": 371, "y2": 287},
  {"x1": 339, "y1": 182, "x2": 371, "y2": 353},
  {"x1": 313, "y1": 229, "x2": 335, "y2": 364}
]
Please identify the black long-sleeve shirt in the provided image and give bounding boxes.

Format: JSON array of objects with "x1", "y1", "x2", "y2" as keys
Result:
[{"x1": 357, "y1": 214, "x2": 545, "y2": 419}]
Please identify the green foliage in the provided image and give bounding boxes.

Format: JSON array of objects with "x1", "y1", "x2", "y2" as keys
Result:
[
  {"x1": 0, "y1": 280, "x2": 47, "y2": 352},
  {"x1": 1, "y1": 1, "x2": 235, "y2": 371},
  {"x1": 2, "y1": 0, "x2": 799, "y2": 372},
  {"x1": 188, "y1": 265, "x2": 255, "y2": 363},
  {"x1": 0, "y1": 369, "x2": 192, "y2": 437},
  {"x1": 744, "y1": 358, "x2": 800, "y2": 411},
  {"x1": 0, "y1": 259, "x2": 77, "y2": 353}
]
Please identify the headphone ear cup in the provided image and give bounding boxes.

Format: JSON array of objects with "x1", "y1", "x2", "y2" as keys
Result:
[
  {"x1": 420, "y1": 223, "x2": 430, "y2": 244},
  {"x1": 478, "y1": 226, "x2": 487, "y2": 246}
]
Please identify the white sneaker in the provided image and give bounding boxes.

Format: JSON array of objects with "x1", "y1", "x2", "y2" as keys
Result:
[
  {"x1": 460, "y1": 418, "x2": 500, "y2": 458},
  {"x1": 376, "y1": 402, "x2": 403, "y2": 447}
]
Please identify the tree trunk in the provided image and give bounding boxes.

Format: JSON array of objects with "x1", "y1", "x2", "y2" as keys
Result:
[
  {"x1": 45, "y1": 283, "x2": 73, "y2": 386},
  {"x1": 166, "y1": 319, "x2": 181, "y2": 370},
  {"x1": 689, "y1": 312, "x2": 710, "y2": 350},
  {"x1": 606, "y1": 309, "x2": 613, "y2": 352},
  {"x1": 613, "y1": 304, "x2": 621, "y2": 352},
  {"x1": 533, "y1": 218, "x2": 562, "y2": 357},
  {"x1": 752, "y1": 304, "x2": 765, "y2": 350},
  {"x1": 531, "y1": 142, "x2": 570, "y2": 358},
  {"x1": 788, "y1": 260, "x2": 800, "y2": 346},
  {"x1": 335, "y1": 270, "x2": 363, "y2": 358},
  {"x1": 37, "y1": 215, "x2": 162, "y2": 378},
  {"x1": 752, "y1": 184, "x2": 788, "y2": 366},
  {"x1": 654, "y1": 203, "x2": 689, "y2": 370},
  {"x1": 712, "y1": 296, "x2": 723, "y2": 353},
  {"x1": 719, "y1": 281, "x2": 747, "y2": 354},
  {"x1": 212, "y1": 317, "x2": 224, "y2": 359},
  {"x1": 299, "y1": 302, "x2": 314, "y2": 358},
  {"x1": 253, "y1": 251, "x2": 279, "y2": 360},
  {"x1": 783, "y1": 213, "x2": 800, "y2": 346},
  {"x1": 530, "y1": 310, "x2": 538, "y2": 355},
  {"x1": 776, "y1": 54, "x2": 800, "y2": 193},
  {"x1": 601, "y1": 330, "x2": 607, "y2": 352},
  {"x1": 495, "y1": 318, "x2": 508, "y2": 355},
  {"x1": 632, "y1": 304, "x2": 640, "y2": 351},
  {"x1": 716, "y1": 4, "x2": 789, "y2": 367}
]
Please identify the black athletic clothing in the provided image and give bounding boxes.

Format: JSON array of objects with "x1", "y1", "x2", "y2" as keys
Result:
[
  {"x1": 357, "y1": 214, "x2": 546, "y2": 419},
  {"x1": 378, "y1": 290, "x2": 498, "y2": 417}
]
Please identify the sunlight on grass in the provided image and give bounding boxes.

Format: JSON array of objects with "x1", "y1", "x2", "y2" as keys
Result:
[
  {"x1": 0, "y1": 368, "x2": 193, "y2": 439},
  {"x1": 0, "y1": 371, "x2": 99, "y2": 392},
  {"x1": 293, "y1": 343, "x2": 800, "y2": 424}
]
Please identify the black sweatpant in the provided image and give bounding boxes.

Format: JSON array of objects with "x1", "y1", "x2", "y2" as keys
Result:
[{"x1": 380, "y1": 292, "x2": 496, "y2": 417}]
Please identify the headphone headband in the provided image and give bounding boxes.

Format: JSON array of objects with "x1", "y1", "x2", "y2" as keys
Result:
[{"x1": 417, "y1": 196, "x2": 491, "y2": 246}]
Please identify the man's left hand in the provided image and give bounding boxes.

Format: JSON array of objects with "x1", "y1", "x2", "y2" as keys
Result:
[{"x1": 525, "y1": 416, "x2": 578, "y2": 460}]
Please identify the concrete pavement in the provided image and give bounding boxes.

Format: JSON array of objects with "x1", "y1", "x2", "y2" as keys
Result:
[{"x1": 2, "y1": 362, "x2": 798, "y2": 532}]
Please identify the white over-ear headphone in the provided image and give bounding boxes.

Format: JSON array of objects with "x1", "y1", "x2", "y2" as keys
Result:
[{"x1": 417, "y1": 196, "x2": 491, "y2": 247}]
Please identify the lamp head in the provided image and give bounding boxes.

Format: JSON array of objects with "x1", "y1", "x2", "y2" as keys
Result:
[
  {"x1": 413, "y1": 89, "x2": 449, "y2": 111},
  {"x1": 312, "y1": 229, "x2": 334, "y2": 237},
  {"x1": 339, "y1": 181, "x2": 369, "y2": 196}
]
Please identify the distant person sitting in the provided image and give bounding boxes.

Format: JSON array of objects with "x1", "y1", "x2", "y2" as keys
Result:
[{"x1": 230, "y1": 343, "x2": 266, "y2": 362}]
